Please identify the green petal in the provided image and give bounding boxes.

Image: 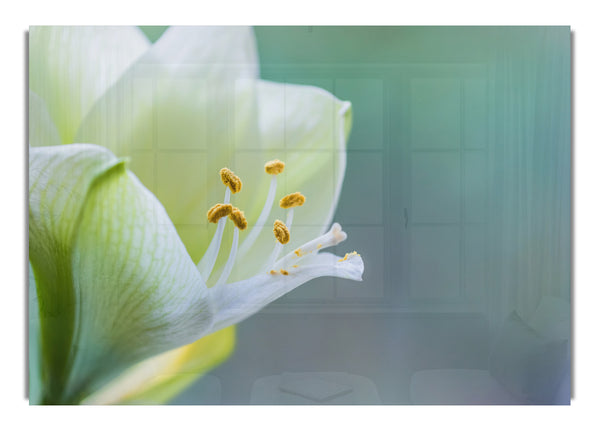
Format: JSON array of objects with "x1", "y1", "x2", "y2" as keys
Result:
[
  {"x1": 29, "y1": 144, "x2": 212, "y2": 404},
  {"x1": 28, "y1": 264, "x2": 42, "y2": 405},
  {"x1": 83, "y1": 326, "x2": 235, "y2": 405},
  {"x1": 29, "y1": 26, "x2": 150, "y2": 145}
]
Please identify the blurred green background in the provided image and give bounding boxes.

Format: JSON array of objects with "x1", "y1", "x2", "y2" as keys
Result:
[{"x1": 138, "y1": 26, "x2": 571, "y2": 404}]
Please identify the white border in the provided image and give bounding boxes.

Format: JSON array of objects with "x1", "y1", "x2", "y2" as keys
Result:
[{"x1": 2, "y1": 1, "x2": 598, "y2": 430}]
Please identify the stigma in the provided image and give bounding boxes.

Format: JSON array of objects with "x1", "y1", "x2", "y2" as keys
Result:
[{"x1": 338, "y1": 251, "x2": 360, "y2": 262}]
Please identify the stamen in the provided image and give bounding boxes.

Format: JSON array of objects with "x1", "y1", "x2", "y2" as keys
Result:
[
  {"x1": 264, "y1": 209, "x2": 295, "y2": 271},
  {"x1": 215, "y1": 227, "x2": 239, "y2": 286},
  {"x1": 207, "y1": 203, "x2": 233, "y2": 223},
  {"x1": 273, "y1": 220, "x2": 290, "y2": 244},
  {"x1": 238, "y1": 174, "x2": 278, "y2": 257},
  {"x1": 280, "y1": 269, "x2": 289, "y2": 275},
  {"x1": 229, "y1": 207, "x2": 248, "y2": 230},
  {"x1": 264, "y1": 159, "x2": 285, "y2": 175},
  {"x1": 280, "y1": 192, "x2": 305, "y2": 209},
  {"x1": 197, "y1": 183, "x2": 232, "y2": 279},
  {"x1": 276, "y1": 223, "x2": 347, "y2": 269},
  {"x1": 220, "y1": 167, "x2": 242, "y2": 194}
]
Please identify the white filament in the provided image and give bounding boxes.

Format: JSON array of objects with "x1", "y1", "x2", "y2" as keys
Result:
[
  {"x1": 215, "y1": 227, "x2": 239, "y2": 286},
  {"x1": 238, "y1": 175, "x2": 277, "y2": 257},
  {"x1": 264, "y1": 208, "x2": 295, "y2": 271},
  {"x1": 197, "y1": 187, "x2": 232, "y2": 280}
]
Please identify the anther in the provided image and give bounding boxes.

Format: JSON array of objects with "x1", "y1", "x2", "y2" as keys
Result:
[
  {"x1": 229, "y1": 207, "x2": 248, "y2": 230},
  {"x1": 207, "y1": 203, "x2": 233, "y2": 223},
  {"x1": 273, "y1": 220, "x2": 290, "y2": 244},
  {"x1": 220, "y1": 167, "x2": 242, "y2": 193},
  {"x1": 265, "y1": 159, "x2": 285, "y2": 175},
  {"x1": 279, "y1": 192, "x2": 305, "y2": 209},
  {"x1": 280, "y1": 269, "x2": 289, "y2": 275}
]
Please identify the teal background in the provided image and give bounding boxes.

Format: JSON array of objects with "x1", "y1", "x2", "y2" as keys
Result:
[{"x1": 143, "y1": 27, "x2": 571, "y2": 404}]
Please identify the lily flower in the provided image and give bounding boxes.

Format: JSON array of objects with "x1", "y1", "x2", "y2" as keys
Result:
[{"x1": 29, "y1": 26, "x2": 363, "y2": 404}]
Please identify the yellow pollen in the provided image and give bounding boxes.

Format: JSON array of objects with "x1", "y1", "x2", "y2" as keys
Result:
[
  {"x1": 280, "y1": 269, "x2": 289, "y2": 275},
  {"x1": 338, "y1": 251, "x2": 360, "y2": 262},
  {"x1": 294, "y1": 249, "x2": 303, "y2": 257},
  {"x1": 207, "y1": 203, "x2": 233, "y2": 223},
  {"x1": 270, "y1": 270, "x2": 277, "y2": 275},
  {"x1": 317, "y1": 244, "x2": 322, "y2": 249},
  {"x1": 264, "y1": 159, "x2": 285, "y2": 175},
  {"x1": 220, "y1": 167, "x2": 242, "y2": 193},
  {"x1": 292, "y1": 265, "x2": 299, "y2": 268},
  {"x1": 280, "y1": 192, "x2": 305, "y2": 209},
  {"x1": 273, "y1": 220, "x2": 290, "y2": 244},
  {"x1": 229, "y1": 207, "x2": 248, "y2": 230}
]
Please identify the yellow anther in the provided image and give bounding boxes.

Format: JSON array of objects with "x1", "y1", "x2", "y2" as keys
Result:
[
  {"x1": 279, "y1": 192, "x2": 305, "y2": 209},
  {"x1": 338, "y1": 251, "x2": 360, "y2": 262},
  {"x1": 229, "y1": 207, "x2": 248, "y2": 230},
  {"x1": 270, "y1": 270, "x2": 277, "y2": 275},
  {"x1": 207, "y1": 203, "x2": 233, "y2": 223},
  {"x1": 264, "y1": 159, "x2": 285, "y2": 175},
  {"x1": 280, "y1": 269, "x2": 289, "y2": 275},
  {"x1": 273, "y1": 220, "x2": 290, "y2": 244},
  {"x1": 220, "y1": 167, "x2": 242, "y2": 194}
]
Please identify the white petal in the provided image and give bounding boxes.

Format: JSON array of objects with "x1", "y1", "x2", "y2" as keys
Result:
[
  {"x1": 147, "y1": 26, "x2": 259, "y2": 79},
  {"x1": 29, "y1": 26, "x2": 150, "y2": 145},
  {"x1": 29, "y1": 90, "x2": 61, "y2": 148},
  {"x1": 73, "y1": 28, "x2": 261, "y2": 264},
  {"x1": 209, "y1": 249, "x2": 363, "y2": 333}
]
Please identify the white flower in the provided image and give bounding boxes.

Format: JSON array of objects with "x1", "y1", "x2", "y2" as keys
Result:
[{"x1": 29, "y1": 26, "x2": 363, "y2": 404}]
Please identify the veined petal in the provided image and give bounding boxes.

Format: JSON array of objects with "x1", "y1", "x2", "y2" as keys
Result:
[
  {"x1": 210, "y1": 249, "x2": 364, "y2": 333},
  {"x1": 29, "y1": 26, "x2": 150, "y2": 145},
  {"x1": 29, "y1": 144, "x2": 213, "y2": 404}
]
